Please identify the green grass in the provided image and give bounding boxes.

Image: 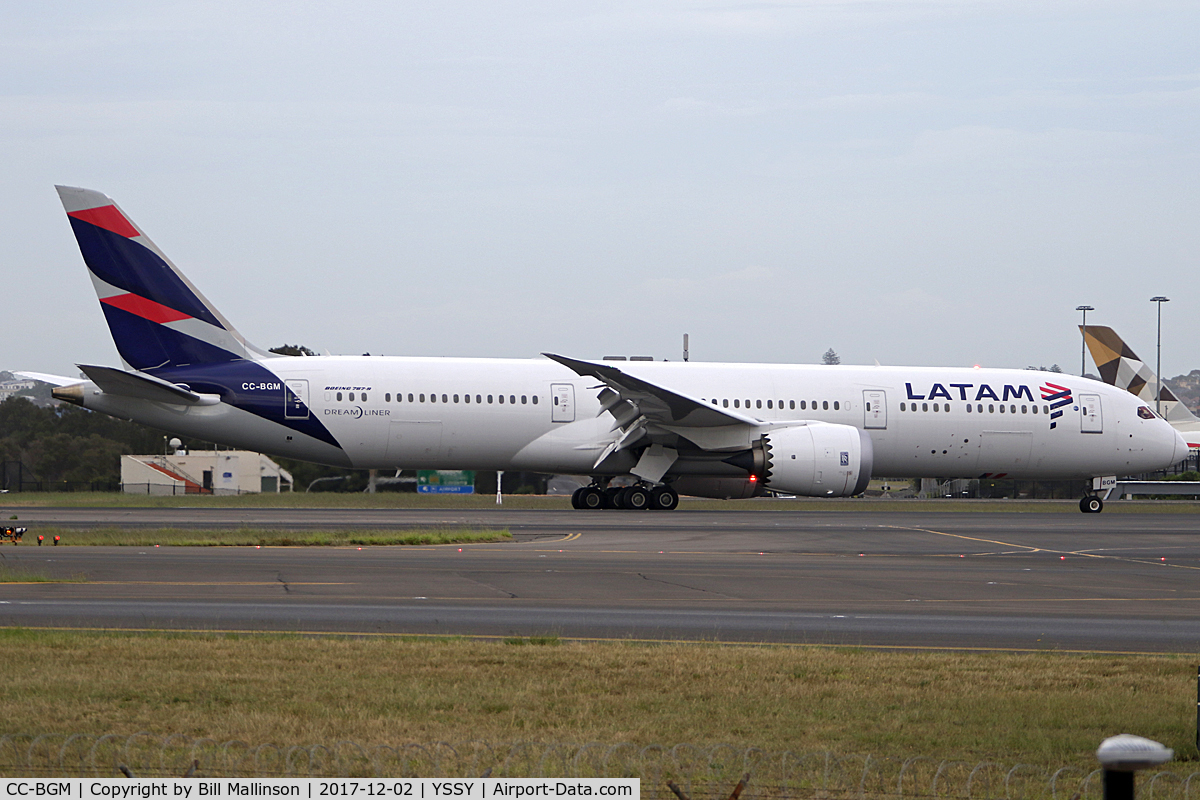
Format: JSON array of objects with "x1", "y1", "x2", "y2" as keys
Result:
[
  {"x1": 0, "y1": 630, "x2": 1195, "y2": 768},
  {"x1": 0, "y1": 563, "x2": 86, "y2": 582},
  {"x1": 5, "y1": 491, "x2": 1200, "y2": 512},
  {"x1": 16, "y1": 526, "x2": 510, "y2": 546}
]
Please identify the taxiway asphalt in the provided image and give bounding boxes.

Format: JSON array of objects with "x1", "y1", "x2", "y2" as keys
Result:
[{"x1": 2, "y1": 507, "x2": 1198, "y2": 652}]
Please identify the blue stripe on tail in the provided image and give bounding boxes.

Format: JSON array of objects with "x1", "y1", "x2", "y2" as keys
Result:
[
  {"x1": 69, "y1": 217, "x2": 224, "y2": 328},
  {"x1": 101, "y1": 305, "x2": 244, "y2": 372}
]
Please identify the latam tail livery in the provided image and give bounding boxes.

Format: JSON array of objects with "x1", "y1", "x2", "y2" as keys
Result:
[{"x1": 35, "y1": 187, "x2": 1186, "y2": 512}]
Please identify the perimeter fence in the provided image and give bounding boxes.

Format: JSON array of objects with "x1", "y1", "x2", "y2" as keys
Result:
[{"x1": 4, "y1": 734, "x2": 1200, "y2": 800}]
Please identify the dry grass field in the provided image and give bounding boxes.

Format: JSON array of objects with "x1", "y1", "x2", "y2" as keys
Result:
[
  {"x1": 0, "y1": 526, "x2": 510, "y2": 548},
  {"x1": 0, "y1": 630, "x2": 1195, "y2": 768}
]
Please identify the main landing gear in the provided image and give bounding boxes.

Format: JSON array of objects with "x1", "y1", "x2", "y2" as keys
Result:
[
  {"x1": 1079, "y1": 495, "x2": 1104, "y2": 513},
  {"x1": 571, "y1": 483, "x2": 679, "y2": 511}
]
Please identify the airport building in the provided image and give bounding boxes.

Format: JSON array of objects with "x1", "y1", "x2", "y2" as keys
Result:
[{"x1": 121, "y1": 451, "x2": 294, "y2": 495}]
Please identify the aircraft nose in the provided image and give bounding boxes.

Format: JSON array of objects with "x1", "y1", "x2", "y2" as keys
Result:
[{"x1": 1171, "y1": 427, "x2": 1189, "y2": 466}]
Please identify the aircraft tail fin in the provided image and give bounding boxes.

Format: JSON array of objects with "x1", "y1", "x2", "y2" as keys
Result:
[
  {"x1": 55, "y1": 186, "x2": 270, "y2": 373},
  {"x1": 1082, "y1": 324, "x2": 1199, "y2": 424}
]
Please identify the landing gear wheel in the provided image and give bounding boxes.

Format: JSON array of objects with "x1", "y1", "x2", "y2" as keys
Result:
[
  {"x1": 579, "y1": 486, "x2": 606, "y2": 510},
  {"x1": 622, "y1": 486, "x2": 651, "y2": 510},
  {"x1": 650, "y1": 486, "x2": 679, "y2": 511},
  {"x1": 606, "y1": 487, "x2": 626, "y2": 509},
  {"x1": 571, "y1": 487, "x2": 584, "y2": 509},
  {"x1": 1080, "y1": 496, "x2": 1103, "y2": 513}
]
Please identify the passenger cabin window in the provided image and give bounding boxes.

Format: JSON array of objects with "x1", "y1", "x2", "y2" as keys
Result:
[
  {"x1": 336, "y1": 392, "x2": 343, "y2": 401},
  {"x1": 385, "y1": 393, "x2": 391, "y2": 402},
  {"x1": 420, "y1": 394, "x2": 426, "y2": 402},
  {"x1": 443, "y1": 394, "x2": 448, "y2": 403},
  {"x1": 499, "y1": 395, "x2": 505, "y2": 404},
  {"x1": 362, "y1": 393, "x2": 367, "y2": 402},
  {"x1": 532, "y1": 396, "x2": 538, "y2": 404},
  {"x1": 833, "y1": 401, "x2": 840, "y2": 411},
  {"x1": 521, "y1": 395, "x2": 527, "y2": 404},
  {"x1": 349, "y1": 392, "x2": 355, "y2": 402},
  {"x1": 822, "y1": 401, "x2": 829, "y2": 410},
  {"x1": 476, "y1": 395, "x2": 482, "y2": 404},
  {"x1": 723, "y1": 399, "x2": 729, "y2": 408},
  {"x1": 488, "y1": 395, "x2": 493, "y2": 403}
]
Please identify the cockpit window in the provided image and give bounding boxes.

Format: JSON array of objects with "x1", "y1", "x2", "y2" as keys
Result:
[{"x1": 1137, "y1": 406, "x2": 1156, "y2": 420}]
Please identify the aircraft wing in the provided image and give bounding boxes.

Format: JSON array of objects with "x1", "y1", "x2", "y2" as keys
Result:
[
  {"x1": 543, "y1": 353, "x2": 755, "y2": 428},
  {"x1": 542, "y1": 353, "x2": 765, "y2": 468}
]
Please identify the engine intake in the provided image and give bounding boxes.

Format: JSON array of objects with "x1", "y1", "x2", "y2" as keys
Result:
[{"x1": 762, "y1": 423, "x2": 873, "y2": 497}]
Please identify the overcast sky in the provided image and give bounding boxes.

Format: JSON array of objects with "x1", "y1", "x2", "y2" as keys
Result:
[{"x1": 4, "y1": 1, "x2": 1198, "y2": 379}]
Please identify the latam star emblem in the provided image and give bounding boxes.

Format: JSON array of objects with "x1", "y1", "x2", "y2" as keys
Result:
[{"x1": 1040, "y1": 382, "x2": 1072, "y2": 429}]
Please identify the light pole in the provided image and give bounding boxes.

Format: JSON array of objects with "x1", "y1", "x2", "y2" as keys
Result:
[
  {"x1": 1151, "y1": 296, "x2": 1170, "y2": 416},
  {"x1": 1076, "y1": 305, "x2": 1094, "y2": 376}
]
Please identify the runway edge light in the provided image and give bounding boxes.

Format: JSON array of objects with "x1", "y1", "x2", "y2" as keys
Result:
[{"x1": 1096, "y1": 734, "x2": 1173, "y2": 800}]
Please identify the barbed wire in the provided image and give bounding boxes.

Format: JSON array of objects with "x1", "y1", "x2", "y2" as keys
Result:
[{"x1": 2, "y1": 733, "x2": 1199, "y2": 800}]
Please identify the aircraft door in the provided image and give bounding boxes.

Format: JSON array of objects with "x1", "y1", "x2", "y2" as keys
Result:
[
  {"x1": 863, "y1": 390, "x2": 886, "y2": 429},
  {"x1": 551, "y1": 383, "x2": 575, "y2": 423},
  {"x1": 1079, "y1": 394, "x2": 1102, "y2": 433},
  {"x1": 284, "y1": 379, "x2": 310, "y2": 419}
]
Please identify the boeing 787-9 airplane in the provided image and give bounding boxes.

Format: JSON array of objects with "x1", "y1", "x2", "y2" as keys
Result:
[{"x1": 25, "y1": 187, "x2": 1187, "y2": 513}]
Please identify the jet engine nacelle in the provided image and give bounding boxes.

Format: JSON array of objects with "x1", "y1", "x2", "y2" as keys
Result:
[{"x1": 763, "y1": 423, "x2": 873, "y2": 497}]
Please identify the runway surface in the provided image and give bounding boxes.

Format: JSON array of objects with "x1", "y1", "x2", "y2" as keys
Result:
[{"x1": 2, "y1": 507, "x2": 1199, "y2": 652}]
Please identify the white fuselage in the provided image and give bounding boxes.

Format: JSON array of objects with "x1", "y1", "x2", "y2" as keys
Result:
[{"x1": 84, "y1": 356, "x2": 1186, "y2": 480}]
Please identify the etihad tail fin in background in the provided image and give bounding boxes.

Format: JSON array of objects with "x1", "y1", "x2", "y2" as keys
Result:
[
  {"x1": 56, "y1": 186, "x2": 270, "y2": 374},
  {"x1": 1083, "y1": 325, "x2": 1200, "y2": 444}
]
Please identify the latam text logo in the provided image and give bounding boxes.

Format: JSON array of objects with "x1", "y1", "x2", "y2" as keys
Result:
[{"x1": 905, "y1": 382, "x2": 1033, "y2": 402}]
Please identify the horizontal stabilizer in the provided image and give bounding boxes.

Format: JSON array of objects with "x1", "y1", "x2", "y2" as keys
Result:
[
  {"x1": 77, "y1": 364, "x2": 205, "y2": 405},
  {"x1": 12, "y1": 371, "x2": 80, "y2": 387}
]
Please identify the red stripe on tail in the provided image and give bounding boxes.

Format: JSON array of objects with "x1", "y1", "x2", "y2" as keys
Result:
[
  {"x1": 68, "y1": 205, "x2": 140, "y2": 238},
  {"x1": 101, "y1": 293, "x2": 192, "y2": 324}
]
